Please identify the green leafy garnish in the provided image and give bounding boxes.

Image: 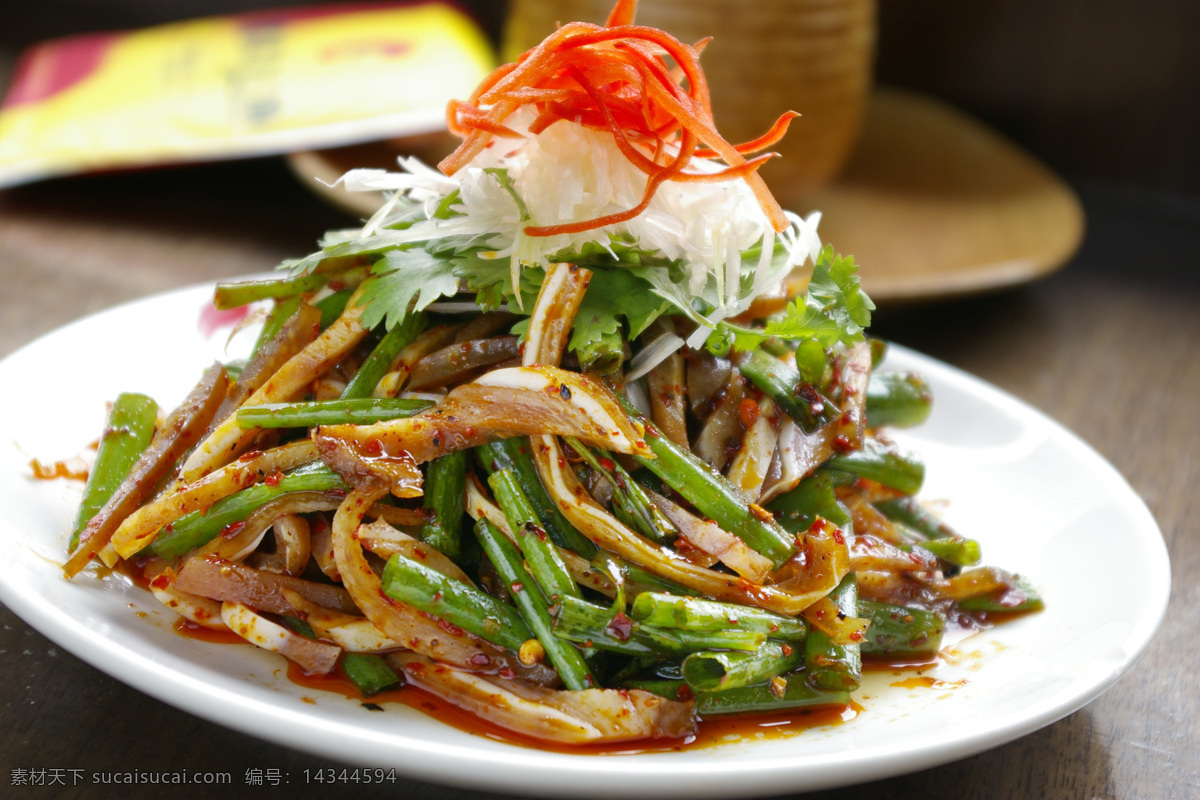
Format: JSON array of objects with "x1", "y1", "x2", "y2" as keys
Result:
[
  {"x1": 719, "y1": 246, "x2": 874, "y2": 353},
  {"x1": 358, "y1": 248, "x2": 461, "y2": 331}
]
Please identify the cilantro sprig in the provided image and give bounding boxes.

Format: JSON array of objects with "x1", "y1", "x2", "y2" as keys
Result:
[
  {"x1": 716, "y1": 246, "x2": 875, "y2": 353},
  {"x1": 279, "y1": 169, "x2": 873, "y2": 365}
]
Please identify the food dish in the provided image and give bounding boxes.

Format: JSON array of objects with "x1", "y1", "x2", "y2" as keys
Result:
[
  {"x1": 43, "y1": 1, "x2": 1055, "y2": 750},
  {"x1": 0, "y1": 282, "x2": 1168, "y2": 797}
]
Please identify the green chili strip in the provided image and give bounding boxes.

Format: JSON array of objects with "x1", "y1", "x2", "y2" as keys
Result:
[
  {"x1": 71, "y1": 393, "x2": 158, "y2": 550},
  {"x1": 150, "y1": 462, "x2": 345, "y2": 558}
]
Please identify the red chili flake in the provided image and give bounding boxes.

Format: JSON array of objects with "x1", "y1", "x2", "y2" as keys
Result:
[
  {"x1": 328, "y1": 280, "x2": 345, "y2": 291},
  {"x1": 780, "y1": 643, "x2": 794, "y2": 657},
  {"x1": 832, "y1": 434, "x2": 853, "y2": 453},
  {"x1": 599, "y1": 457, "x2": 616, "y2": 472},
  {"x1": 605, "y1": 612, "x2": 634, "y2": 642},
  {"x1": 239, "y1": 449, "x2": 265, "y2": 462},
  {"x1": 510, "y1": 581, "x2": 524, "y2": 594},
  {"x1": 498, "y1": 667, "x2": 516, "y2": 680},
  {"x1": 437, "y1": 618, "x2": 464, "y2": 635},
  {"x1": 148, "y1": 573, "x2": 172, "y2": 591},
  {"x1": 264, "y1": 470, "x2": 283, "y2": 487},
  {"x1": 737, "y1": 398, "x2": 760, "y2": 428},
  {"x1": 220, "y1": 521, "x2": 247, "y2": 539},
  {"x1": 363, "y1": 439, "x2": 383, "y2": 456},
  {"x1": 676, "y1": 684, "x2": 695, "y2": 702},
  {"x1": 748, "y1": 503, "x2": 775, "y2": 523}
]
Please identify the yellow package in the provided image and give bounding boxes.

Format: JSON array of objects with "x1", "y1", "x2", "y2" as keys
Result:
[{"x1": 0, "y1": 2, "x2": 495, "y2": 188}]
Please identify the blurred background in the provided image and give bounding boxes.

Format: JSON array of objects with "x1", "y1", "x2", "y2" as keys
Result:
[{"x1": 1, "y1": 0, "x2": 1196, "y2": 195}]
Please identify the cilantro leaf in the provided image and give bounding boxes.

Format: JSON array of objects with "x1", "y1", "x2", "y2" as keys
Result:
[
  {"x1": 795, "y1": 246, "x2": 874, "y2": 343},
  {"x1": 452, "y1": 248, "x2": 542, "y2": 312},
  {"x1": 357, "y1": 247, "x2": 460, "y2": 330},
  {"x1": 720, "y1": 246, "x2": 874, "y2": 352}
]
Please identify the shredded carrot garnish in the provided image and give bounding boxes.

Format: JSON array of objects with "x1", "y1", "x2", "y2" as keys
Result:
[{"x1": 438, "y1": 0, "x2": 794, "y2": 236}]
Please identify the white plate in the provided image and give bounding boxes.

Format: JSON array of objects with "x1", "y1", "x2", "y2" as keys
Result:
[{"x1": 0, "y1": 283, "x2": 1170, "y2": 798}]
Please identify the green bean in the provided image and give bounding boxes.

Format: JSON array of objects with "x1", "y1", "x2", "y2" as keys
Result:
[
  {"x1": 282, "y1": 617, "x2": 399, "y2": 696},
  {"x1": 858, "y1": 599, "x2": 945, "y2": 659},
  {"x1": 958, "y1": 575, "x2": 1045, "y2": 613},
  {"x1": 567, "y1": 438, "x2": 678, "y2": 545},
  {"x1": 766, "y1": 469, "x2": 854, "y2": 536},
  {"x1": 472, "y1": 519, "x2": 594, "y2": 690},
  {"x1": 213, "y1": 266, "x2": 369, "y2": 310},
  {"x1": 249, "y1": 295, "x2": 302, "y2": 360},
  {"x1": 150, "y1": 462, "x2": 345, "y2": 558},
  {"x1": 627, "y1": 676, "x2": 851, "y2": 716},
  {"x1": 419, "y1": 451, "x2": 468, "y2": 560},
  {"x1": 341, "y1": 653, "x2": 403, "y2": 697},
  {"x1": 629, "y1": 593, "x2": 807, "y2": 640},
  {"x1": 736, "y1": 348, "x2": 839, "y2": 433},
  {"x1": 588, "y1": 554, "x2": 702, "y2": 599},
  {"x1": 488, "y1": 469, "x2": 581, "y2": 606},
  {"x1": 804, "y1": 573, "x2": 862, "y2": 692},
  {"x1": 380, "y1": 553, "x2": 531, "y2": 651},
  {"x1": 614, "y1": 394, "x2": 797, "y2": 568},
  {"x1": 868, "y1": 337, "x2": 888, "y2": 368},
  {"x1": 315, "y1": 289, "x2": 353, "y2": 329},
  {"x1": 576, "y1": 329, "x2": 625, "y2": 374},
  {"x1": 476, "y1": 438, "x2": 596, "y2": 557},
  {"x1": 875, "y1": 496, "x2": 981, "y2": 567},
  {"x1": 340, "y1": 311, "x2": 426, "y2": 399},
  {"x1": 825, "y1": 436, "x2": 925, "y2": 495},
  {"x1": 682, "y1": 641, "x2": 804, "y2": 692},
  {"x1": 912, "y1": 534, "x2": 981, "y2": 568},
  {"x1": 71, "y1": 393, "x2": 158, "y2": 550},
  {"x1": 554, "y1": 595, "x2": 764, "y2": 659},
  {"x1": 235, "y1": 398, "x2": 432, "y2": 428},
  {"x1": 866, "y1": 371, "x2": 933, "y2": 429}
]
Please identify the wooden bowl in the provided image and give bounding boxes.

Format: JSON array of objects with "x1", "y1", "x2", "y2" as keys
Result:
[{"x1": 501, "y1": 0, "x2": 877, "y2": 204}]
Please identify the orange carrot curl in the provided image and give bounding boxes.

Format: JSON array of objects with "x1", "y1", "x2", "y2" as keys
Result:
[{"x1": 437, "y1": 0, "x2": 795, "y2": 237}]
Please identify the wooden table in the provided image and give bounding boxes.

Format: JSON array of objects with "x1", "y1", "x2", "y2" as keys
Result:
[{"x1": 0, "y1": 160, "x2": 1195, "y2": 799}]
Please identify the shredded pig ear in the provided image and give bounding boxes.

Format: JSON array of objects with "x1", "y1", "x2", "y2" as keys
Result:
[{"x1": 390, "y1": 653, "x2": 696, "y2": 744}]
